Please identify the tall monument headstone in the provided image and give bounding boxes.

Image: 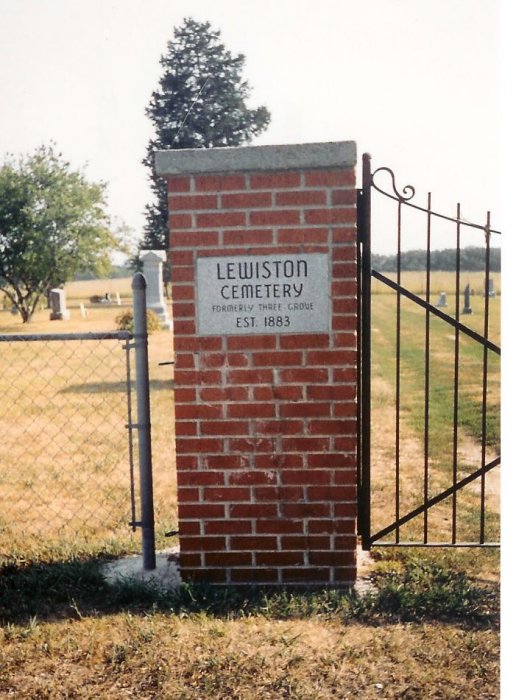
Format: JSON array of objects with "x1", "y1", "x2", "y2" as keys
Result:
[
  {"x1": 139, "y1": 250, "x2": 173, "y2": 330},
  {"x1": 49, "y1": 288, "x2": 70, "y2": 320}
]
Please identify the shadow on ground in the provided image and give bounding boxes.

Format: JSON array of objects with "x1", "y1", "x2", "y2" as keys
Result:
[{"x1": 0, "y1": 555, "x2": 499, "y2": 629}]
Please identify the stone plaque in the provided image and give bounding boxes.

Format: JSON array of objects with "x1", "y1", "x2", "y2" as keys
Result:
[{"x1": 196, "y1": 253, "x2": 330, "y2": 335}]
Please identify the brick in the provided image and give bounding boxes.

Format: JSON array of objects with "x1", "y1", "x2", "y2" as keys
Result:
[
  {"x1": 230, "y1": 569, "x2": 279, "y2": 583},
  {"x1": 169, "y1": 194, "x2": 218, "y2": 210},
  {"x1": 306, "y1": 350, "x2": 356, "y2": 366},
  {"x1": 334, "y1": 402, "x2": 358, "y2": 417},
  {"x1": 175, "y1": 403, "x2": 223, "y2": 420},
  {"x1": 282, "y1": 568, "x2": 330, "y2": 583},
  {"x1": 180, "y1": 536, "x2": 226, "y2": 551},
  {"x1": 205, "y1": 520, "x2": 253, "y2": 535},
  {"x1": 250, "y1": 210, "x2": 300, "y2": 226},
  {"x1": 230, "y1": 535, "x2": 277, "y2": 550},
  {"x1": 275, "y1": 190, "x2": 327, "y2": 206},
  {"x1": 205, "y1": 552, "x2": 253, "y2": 566},
  {"x1": 168, "y1": 213, "x2": 193, "y2": 229},
  {"x1": 227, "y1": 335, "x2": 277, "y2": 350},
  {"x1": 254, "y1": 453, "x2": 303, "y2": 469},
  {"x1": 223, "y1": 229, "x2": 273, "y2": 246},
  {"x1": 280, "y1": 368, "x2": 328, "y2": 383},
  {"x1": 282, "y1": 503, "x2": 331, "y2": 518},
  {"x1": 334, "y1": 467, "x2": 357, "y2": 483},
  {"x1": 201, "y1": 421, "x2": 249, "y2": 436},
  {"x1": 280, "y1": 402, "x2": 331, "y2": 418},
  {"x1": 277, "y1": 228, "x2": 329, "y2": 245},
  {"x1": 197, "y1": 212, "x2": 246, "y2": 228},
  {"x1": 168, "y1": 176, "x2": 191, "y2": 193},
  {"x1": 334, "y1": 567, "x2": 358, "y2": 583},
  {"x1": 281, "y1": 437, "x2": 330, "y2": 452},
  {"x1": 281, "y1": 535, "x2": 331, "y2": 550},
  {"x1": 253, "y1": 351, "x2": 302, "y2": 367},
  {"x1": 172, "y1": 319, "x2": 196, "y2": 335},
  {"x1": 333, "y1": 246, "x2": 356, "y2": 261},
  {"x1": 178, "y1": 503, "x2": 225, "y2": 519},
  {"x1": 333, "y1": 367, "x2": 358, "y2": 382},
  {"x1": 332, "y1": 280, "x2": 357, "y2": 296},
  {"x1": 306, "y1": 454, "x2": 355, "y2": 469},
  {"x1": 308, "y1": 518, "x2": 355, "y2": 533},
  {"x1": 179, "y1": 552, "x2": 202, "y2": 567},
  {"x1": 331, "y1": 189, "x2": 357, "y2": 206},
  {"x1": 175, "y1": 421, "x2": 198, "y2": 436},
  {"x1": 307, "y1": 385, "x2": 356, "y2": 400},
  {"x1": 177, "y1": 471, "x2": 224, "y2": 486},
  {"x1": 255, "y1": 519, "x2": 304, "y2": 534},
  {"x1": 202, "y1": 455, "x2": 251, "y2": 470},
  {"x1": 254, "y1": 486, "x2": 304, "y2": 501},
  {"x1": 229, "y1": 471, "x2": 277, "y2": 486},
  {"x1": 309, "y1": 551, "x2": 352, "y2": 566},
  {"x1": 279, "y1": 334, "x2": 329, "y2": 349},
  {"x1": 229, "y1": 504, "x2": 278, "y2": 518},
  {"x1": 172, "y1": 301, "x2": 195, "y2": 318},
  {"x1": 204, "y1": 487, "x2": 251, "y2": 502},
  {"x1": 173, "y1": 387, "x2": 196, "y2": 403},
  {"x1": 304, "y1": 170, "x2": 354, "y2": 187},
  {"x1": 172, "y1": 231, "x2": 219, "y2": 247},
  {"x1": 334, "y1": 503, "x2": 358, "y2": 518},
  {"x1": 170, "y1": 250, "x2": 194, "y2": 265},
  {"x1": 253, "y1": 385, "x2": 303, "y2": 401},
  {"x1": 229, "y1": 438, "x2": 275, "y2": 453},
  {"x1": 256, "y1": 552, "x2": 304, "y2": 566},
  {"x1": 308, "y1": 419, "x2": 356, "y2": 435},
  {"x1": 333, "y1": 437, "x2": 358, "y2": 452},
  {"x1": 250, "y1": 172, "x2": 301, "y2": 189},
  {"x1": 255, "y1": 420, "x2": 304, "y2": 435},
  {"x1": 177, "y1": 487, "x2": 199, "y2": 501},
  {"x1": 221, "y1": 192, "x2": 272, "y2": 208},
  {"x1": 308, "y1": 485, "x2": 354, "y2": 500},
  {"x1": 175, "y1": 336, "x2": 223, "y2": 351},
  {"x1": 333, "y1": 227, "x2": 357, "y2": 244},
  {"x1": 200, "y1": 386, "x2": 249, "y2": 402},
  {"x1": 195, "y1": 174, "x2": 247, "y2": 191},
  {"x1": 171, "y1": 285, "x2": 194, "y2": 300},
  {"x1": 174, "y1": 369, "x2": 221, "y2": 385},
  {"x1": 333, "y1": 262, "x2": 357, "y2": 277},
  {"x1": 175, "y1": 454, "x2": 198, "y2": 470},
  {"x1": 175, "y1": 438, "x2": 224, "y2": 453},
  {"x1": 305, "y1": 208, "x2": 355, "y2": 225},
  {"x1": 228, "y1": 369, "x2": 274, "y2": 384},
  {"x1": 179, "y1": 521, "x2": 201, "y2": 535},
  {"x1": 227, "y1": 403, "x2": 276, "y2": 419},
  {"x1": 282, "y1": 470, "x2": 332, "y2": 485}
]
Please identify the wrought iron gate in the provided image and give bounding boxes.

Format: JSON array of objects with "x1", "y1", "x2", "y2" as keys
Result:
[{"x1": 357, "y1": 154, "x2": 501, "y2": 549}]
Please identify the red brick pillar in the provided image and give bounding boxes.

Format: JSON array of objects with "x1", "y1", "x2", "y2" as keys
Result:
[{"x1": 155, "y1": 141, "x2": 358, "y2": 586}]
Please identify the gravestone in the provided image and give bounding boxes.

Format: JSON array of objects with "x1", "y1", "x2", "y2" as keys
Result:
[
  {"x1": 49, "y1": 288, "x2": 70, "y2": 320},
  {"x1": 462, "y1": 284, "x2": 473, "y2": 315},
  {"x1": 436, "y1": 291, "x2": 447, "y2": 308},
  {"x1": 115, "y1": 292, "x2": 122, "y2": 306},
  {"x1": 484, "y1": 278, "x2": 496, "y2": 298},
  {"x1": 139, "y1": 250, "x2": 173, "y2": 330},
  {"x1": 80, "y1": 303, "x2": 88, "y2": 318}
]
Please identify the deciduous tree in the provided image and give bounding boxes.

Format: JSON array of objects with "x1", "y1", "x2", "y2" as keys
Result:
[{"x1": 0, "y1": 145, "x2": 122, "y2": 322}]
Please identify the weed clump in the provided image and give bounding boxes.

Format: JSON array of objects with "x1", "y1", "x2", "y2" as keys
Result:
[{"x1": 115, "y1": 309, "x2": 161, "y2": 333}]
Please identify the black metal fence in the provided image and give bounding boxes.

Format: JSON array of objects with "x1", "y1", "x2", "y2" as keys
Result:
[{"x1": 358, "y1": 154, "x2": 501, "y2": 548}]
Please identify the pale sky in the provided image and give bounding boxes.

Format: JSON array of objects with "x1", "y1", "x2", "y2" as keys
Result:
[{"x1": 0, "y1": 0, "x2": 507, "y2": 256}]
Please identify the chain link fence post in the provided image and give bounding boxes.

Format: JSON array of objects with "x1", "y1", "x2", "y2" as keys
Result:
[{"x1": 132, "y1": 272, "x2": 156, "y2": 570}]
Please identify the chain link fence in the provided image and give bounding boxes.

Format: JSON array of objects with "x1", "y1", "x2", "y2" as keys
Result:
[{"x1": 0, "y1": 331, "x2": 139, "y2": 554}]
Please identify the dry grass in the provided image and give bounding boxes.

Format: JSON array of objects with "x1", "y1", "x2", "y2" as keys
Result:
[
  {"x1": 0, "y1": 615, "x2": 499, "y2": 699},
  {"x1": 0, "y1": 276, "x2": 500, "y2": 699}
]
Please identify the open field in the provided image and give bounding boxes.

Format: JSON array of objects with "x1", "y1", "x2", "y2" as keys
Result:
[{"x1": 0, "y1": 275, "x2": 500, "y2": 698}]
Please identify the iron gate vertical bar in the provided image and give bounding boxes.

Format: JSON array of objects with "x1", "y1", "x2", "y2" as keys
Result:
[
  {"x1": 480, "y1": 212, "x2": 492, "y2": 544},
  {"x1": 132, "y1": 272, "x2": 156, "y2": 570},
  {"x1": 395, "y1": 200, "x2": 402, "y2": 543},
  {"x1": 358, "y1": 152, "x2": 372, "y2": 550},
  {"x1": 124, "y1": 337, "x2": 137, "y2": 532},
  {"x1": 452, "y1": 204, "x2": 461, "y2": 543},
  {"x1": 423, "y1": 192, "x2": 432, "y2": 543}
]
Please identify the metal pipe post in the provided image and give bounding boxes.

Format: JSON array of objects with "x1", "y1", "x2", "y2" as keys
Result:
[{"x1": 132, "y1": 272, "x2": 156, "y2": 570}]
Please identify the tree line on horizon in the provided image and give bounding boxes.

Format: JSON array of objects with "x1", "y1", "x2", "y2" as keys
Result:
[{"x1": 371, "y1": 246, "x2": 500, "y2": 272}]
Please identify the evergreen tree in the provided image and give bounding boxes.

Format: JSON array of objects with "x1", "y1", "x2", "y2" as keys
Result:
[{"x1": 141, "y1": 18, "x2": 271, "y2": 250}]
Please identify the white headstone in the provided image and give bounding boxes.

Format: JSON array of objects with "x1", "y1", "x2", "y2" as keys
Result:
[
  {"x1": 80, "y1": 303, "x2": 88, "y2": 318},
  {"x1": 115, "y1": 292, "x2": 122, "y2": 306},
  {"x1": 436, "y1": 292, "x2": 447, "y2": 308},
  {"x1": 49, "y1": 288, "x2": 70, "y2": 320},
  {"x1": 139, "y1": 250, "x2": 173, "y2": 330}
]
